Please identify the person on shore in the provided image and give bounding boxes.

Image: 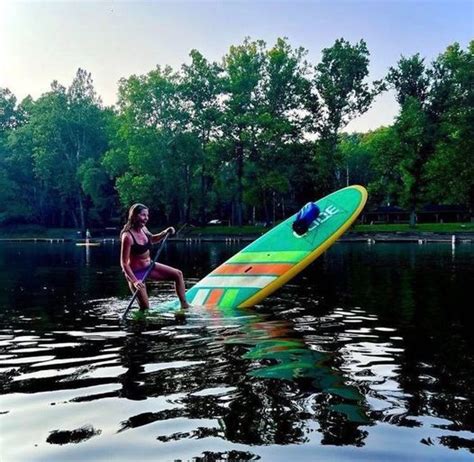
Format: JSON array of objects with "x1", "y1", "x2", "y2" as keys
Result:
[{"x1": 120, "y1": 203, "x2": 190, "y2": 311}]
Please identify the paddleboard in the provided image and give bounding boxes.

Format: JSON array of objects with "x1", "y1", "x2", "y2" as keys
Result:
[{"x1": 160, "y1": 185, "x2": 367, "y2": 310}]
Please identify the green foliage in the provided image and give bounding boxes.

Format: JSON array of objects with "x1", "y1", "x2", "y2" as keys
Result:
[
  {"x1": 363, "y1": 126, "x2": 402, "y2": 205},
  {"x1": 106, "y1": 65, "x2": 204, "y2": 223},
  {"x1": 248, "y1": 38, "x2": 310, "y2": 222},
  {"x1": 180, "y1": 49, "x2": 223, "y2": 223},
  {"x1": 1, "y1": 70, "x2": 110, "y2": 228},
  {"x1": 384, "y1": 53, "x2": 435, "y2": 225},
  {"x1": 394, "y1": 97, "x2": 431, "y2": 210},
  {"x1": 78, "y1": 158, "x2": 117, "y2": 223},
  {"x1": 315, "y1": 39, "x2": 377, "y2": 134},
  {"x1": 220, "y1": 38, "x2": 267, "y2": 224},
  {"x1": 0, "y1": 89, "x2": 35, "y2": 223},
  {"x1": 425, "y1": 42, "x2": 474, "y2": 208},
  {"x1": 31, "y1": 70, "x2": 109, "y2": 228},
  {"x1": 387, "y1": 54, "x2": 430, "y2": 105},
  {"x1": 380, "y1": 42, "x2": 474, "y2": 222},
  {"x1": 0, "y1": 89, "x2": 24, "y2": 130},
  {"x1": 115, "y1": 173, "x2": 159, "y2": 209},
  {"x1": 0, "y1": 166, "x2": 18, "y2": 223},
  {"x1": 310, "y1": 39, "x2": 382, "y2": 190},
  {"x1": 338, "y1": 133, "x2": 373, "y2": 187}
]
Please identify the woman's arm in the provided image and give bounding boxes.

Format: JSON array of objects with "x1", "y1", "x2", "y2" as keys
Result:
[
  {"x1": 149, "y1": 227, "x2": 175, "y2": 244},
  {"x1": 120, "y1": 234, "x2": 144, "y2": 289}
]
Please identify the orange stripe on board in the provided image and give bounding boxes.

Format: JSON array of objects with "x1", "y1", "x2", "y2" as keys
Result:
[
  {"x1": 205, "y1": 289, "x2": 224, "y2": 306},
  {"x1": 213, "y1": 263, "x2": 293, "y2": 276}
]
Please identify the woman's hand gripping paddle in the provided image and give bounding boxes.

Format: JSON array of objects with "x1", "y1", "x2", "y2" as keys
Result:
[{"x1": 120, "y1": 230, "x2": 171, "y2": 321}]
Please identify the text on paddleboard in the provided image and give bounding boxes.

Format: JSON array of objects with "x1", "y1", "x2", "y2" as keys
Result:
[{"x1": 311, "y1": 204, "x2": 339, "y2": 228}]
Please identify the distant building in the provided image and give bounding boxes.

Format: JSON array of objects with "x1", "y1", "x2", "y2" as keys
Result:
[
  {"x1": 361, "y1": 205, "x2": 470, "y2": 224},
  {"x1": 418, "y1": 204, "x2": 471, "y2": 223},
  {"x1": 361, "y1": 206, "x2": 409, "y2": 224}
]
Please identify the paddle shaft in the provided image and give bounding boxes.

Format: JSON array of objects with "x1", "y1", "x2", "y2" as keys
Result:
[{"x1": 121, "y1": 231, "x2": 170, "y2": 320}]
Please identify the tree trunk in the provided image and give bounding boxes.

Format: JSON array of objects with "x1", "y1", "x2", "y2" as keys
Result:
[
  {"x1": 199, "y1": 168, "x2": 206, "y2": 225},
  {"x1": 469, "y1": 183, "x2": 474, "y2": 222},
  {"x1": 37, "y1": 188, "x2": 46, "y2": 226},
  {"x1": 184, "y1": 164, "x2": 191, "y2": 224},
  {"x1": 71, "y1": 208, "x2": 79, "y2": 229},
  {"x1": 272, "y1": 191, "x2": 276, "y2": 225},
  {"x1": 263, "y1": 190, "x2": 270, "y2": 225},
  {"x1": 78, "y1": 191, "x2": 86, "y2": 233},
  {"x1": 235, "y1": 142, "x2": 244, "y2": 226},
  {"x1": 199, "y1": 138, "x2": 207, "y2": 226}
]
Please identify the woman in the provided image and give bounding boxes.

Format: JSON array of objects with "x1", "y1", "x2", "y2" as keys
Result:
[{"x1": 120, "y1": 203, "x2": 189, "y2": 311}]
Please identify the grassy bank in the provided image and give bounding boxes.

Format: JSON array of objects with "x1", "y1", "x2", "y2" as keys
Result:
[
  {"x1": 184, "y1": 222, "x2": 474, "y2": 235},
  {"x1": 353, "y1": 222, "x2": 474, "y2": 233}
]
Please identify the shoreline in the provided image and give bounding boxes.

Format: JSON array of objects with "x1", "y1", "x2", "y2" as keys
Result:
[{"x1": 0, "y1": 231, "x2": 472, "y2": 244}]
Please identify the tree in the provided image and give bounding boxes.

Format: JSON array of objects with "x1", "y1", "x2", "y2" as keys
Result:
[
  {"x1": 386, "y1": 54, "x2": 430, "y2": 106},
  {"x1": 221, "y1": 38, "x2": 266, "y2": 225},
  {"x1": 251, "y1": 38, "x2": 309, "y2": 223},
  {"x1": 311, "y1": 39, "x2": 381, "y2": 191},
  {"x1": 180, "y1": 50, "x2": 223, "y2": 224},
  {"x1": 0, "y1": 89, "x2": 18, "y2": 222},
  {"x1": 107, "y1": 65, "x2": 200, "y2": 223},
  {"x1": 0, "y1": 88, "x2": 25, "y2": 131},
  {"x1": 363, "y1": 126, "x2": 402, "y2": 206},
  {"x1": 338, "y1": 133, "x2": 373, "y2": 188},
  {"x1": 425, "y1": 42, "x2": 474, "y2": 213},
  {"x1": 23, "y1": 69, "x2": 109, "y2": 229},
  {"x1": 386, "y1": 54, "x2": 433, "y2": 226},
  {"x1": 394, "y1": 97, "x2": 431, "y2": 225},
  {"x1": 0, "y1": 90, "x2": 34, "y2": 223}
]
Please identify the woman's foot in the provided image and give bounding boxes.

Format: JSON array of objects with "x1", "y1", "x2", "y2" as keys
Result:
[{"x1": 175, "y1": 309, "x2": 186, "y2": 322}]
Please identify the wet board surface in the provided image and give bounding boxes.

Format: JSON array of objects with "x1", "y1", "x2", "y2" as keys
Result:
[{"x1": 157, "y1": 185, "x2": 367, "y2": 311}]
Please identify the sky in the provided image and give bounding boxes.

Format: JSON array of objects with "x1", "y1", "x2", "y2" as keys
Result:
[{"x1": 0, "y1": 0, "x2": 472, "y2": 132}]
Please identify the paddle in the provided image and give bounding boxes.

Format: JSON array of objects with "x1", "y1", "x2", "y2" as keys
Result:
[{"x1": 120, "y1": 230, "x2": 171, "y2": 320}]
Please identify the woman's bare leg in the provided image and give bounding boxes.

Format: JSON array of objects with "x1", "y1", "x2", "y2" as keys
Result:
[
  {"x1": 149, "y1": 263, "x2": 189, "y2": 309},
  {"x1": 127, "y1": 281, "x2": 150, "y2": 311}
]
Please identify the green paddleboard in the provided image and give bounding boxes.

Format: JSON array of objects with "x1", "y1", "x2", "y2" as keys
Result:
[{"x1": 160, "y1": 185, "x2": 367, "y2": 310}]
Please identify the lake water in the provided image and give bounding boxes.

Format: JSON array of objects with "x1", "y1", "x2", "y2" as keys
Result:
[{"x1": 0, "y1": 240, "x2": 473, "y2": 461}]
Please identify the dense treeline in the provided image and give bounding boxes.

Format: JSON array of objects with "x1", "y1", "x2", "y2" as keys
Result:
[{"x1": 0, "y1": 38, "x2": 472, "y2": 230}]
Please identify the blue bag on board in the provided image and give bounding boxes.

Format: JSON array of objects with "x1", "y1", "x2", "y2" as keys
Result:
[{"x1": 292, "y1": 202, "x2": 320, "y2": 236}]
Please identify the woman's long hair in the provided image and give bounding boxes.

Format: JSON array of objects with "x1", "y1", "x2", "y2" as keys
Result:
[{"x1": 120, "y1": 203, "x2": 148, "y2": 238}]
